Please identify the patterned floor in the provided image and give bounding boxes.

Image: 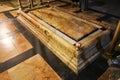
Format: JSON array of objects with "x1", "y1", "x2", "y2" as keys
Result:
[{"x1": 0, "y1": 54, "x2": 61, "y2": 80}]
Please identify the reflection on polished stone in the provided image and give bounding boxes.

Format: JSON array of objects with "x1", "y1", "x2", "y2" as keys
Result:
[
  {"x1": 0, "y1": 37, "x2": 17, "y2": 63},
  {"x1": 0, "y1": 54, "x2": 61, "y2": 80},
  {"x1": 11, "y1": 33, "x2": 33, "y2": 53},
  {"x1": 0, "y1": 32, "x2": 32, "y2": 63},
  {"x1": 0, "y1": 16, "x2": 32, "y2": 63},
  {"x1": 0, "y1": 20, "x2": 17, "y2": 36}
]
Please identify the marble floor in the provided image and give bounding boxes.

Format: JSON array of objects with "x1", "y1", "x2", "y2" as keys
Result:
[
  {"x1": 0, "y1": 13, "x2": 32, "y2": 63},
  {"x1": 0, "y1": 54, "x2": 61, "y2": 80}
]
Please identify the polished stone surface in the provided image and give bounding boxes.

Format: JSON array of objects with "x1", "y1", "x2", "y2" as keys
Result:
[
  {"x1": 31, "y1": 8, "x2": 97, "y2": 41},
  {"x1": 0, "y1": 14, "x2": 32, "y2": 63},
  {"x1": 0, "y1": 54, "x2": 61, "y2": 80}
]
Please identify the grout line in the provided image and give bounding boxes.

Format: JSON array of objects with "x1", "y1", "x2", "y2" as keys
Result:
[{"x1": 0, "y1": 48, "x2": 35, "y2": 73}]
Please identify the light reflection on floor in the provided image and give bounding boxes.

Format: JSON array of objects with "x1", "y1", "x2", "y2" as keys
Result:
[{"x1": 0, "y1": 15, "x2": 32, "y2": 63}]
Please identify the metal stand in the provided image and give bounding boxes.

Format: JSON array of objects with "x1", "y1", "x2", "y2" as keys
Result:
[
  {"x1": 31, "y1": 0, "x2": 34, "y2": 7},
  {"x1": 74, "y1": 0, "x2": 88, "y2": 13},
  {"x1": 80, "y1": 0, "x2": 88, "y2": 11}
]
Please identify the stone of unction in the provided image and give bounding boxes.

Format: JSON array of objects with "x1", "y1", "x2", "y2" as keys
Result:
[{"x1": 17, "y1": 7, "x2": 111, "y2": 73}]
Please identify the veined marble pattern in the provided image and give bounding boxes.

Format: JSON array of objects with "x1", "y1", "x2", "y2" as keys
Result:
[{"x1": 0, "y1": 54, "x2": 61, "y2": 80}]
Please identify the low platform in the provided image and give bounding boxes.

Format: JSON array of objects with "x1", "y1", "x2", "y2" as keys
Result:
[{"x1": 17, "y1": 7, "x2": 111, "y2": 73}]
